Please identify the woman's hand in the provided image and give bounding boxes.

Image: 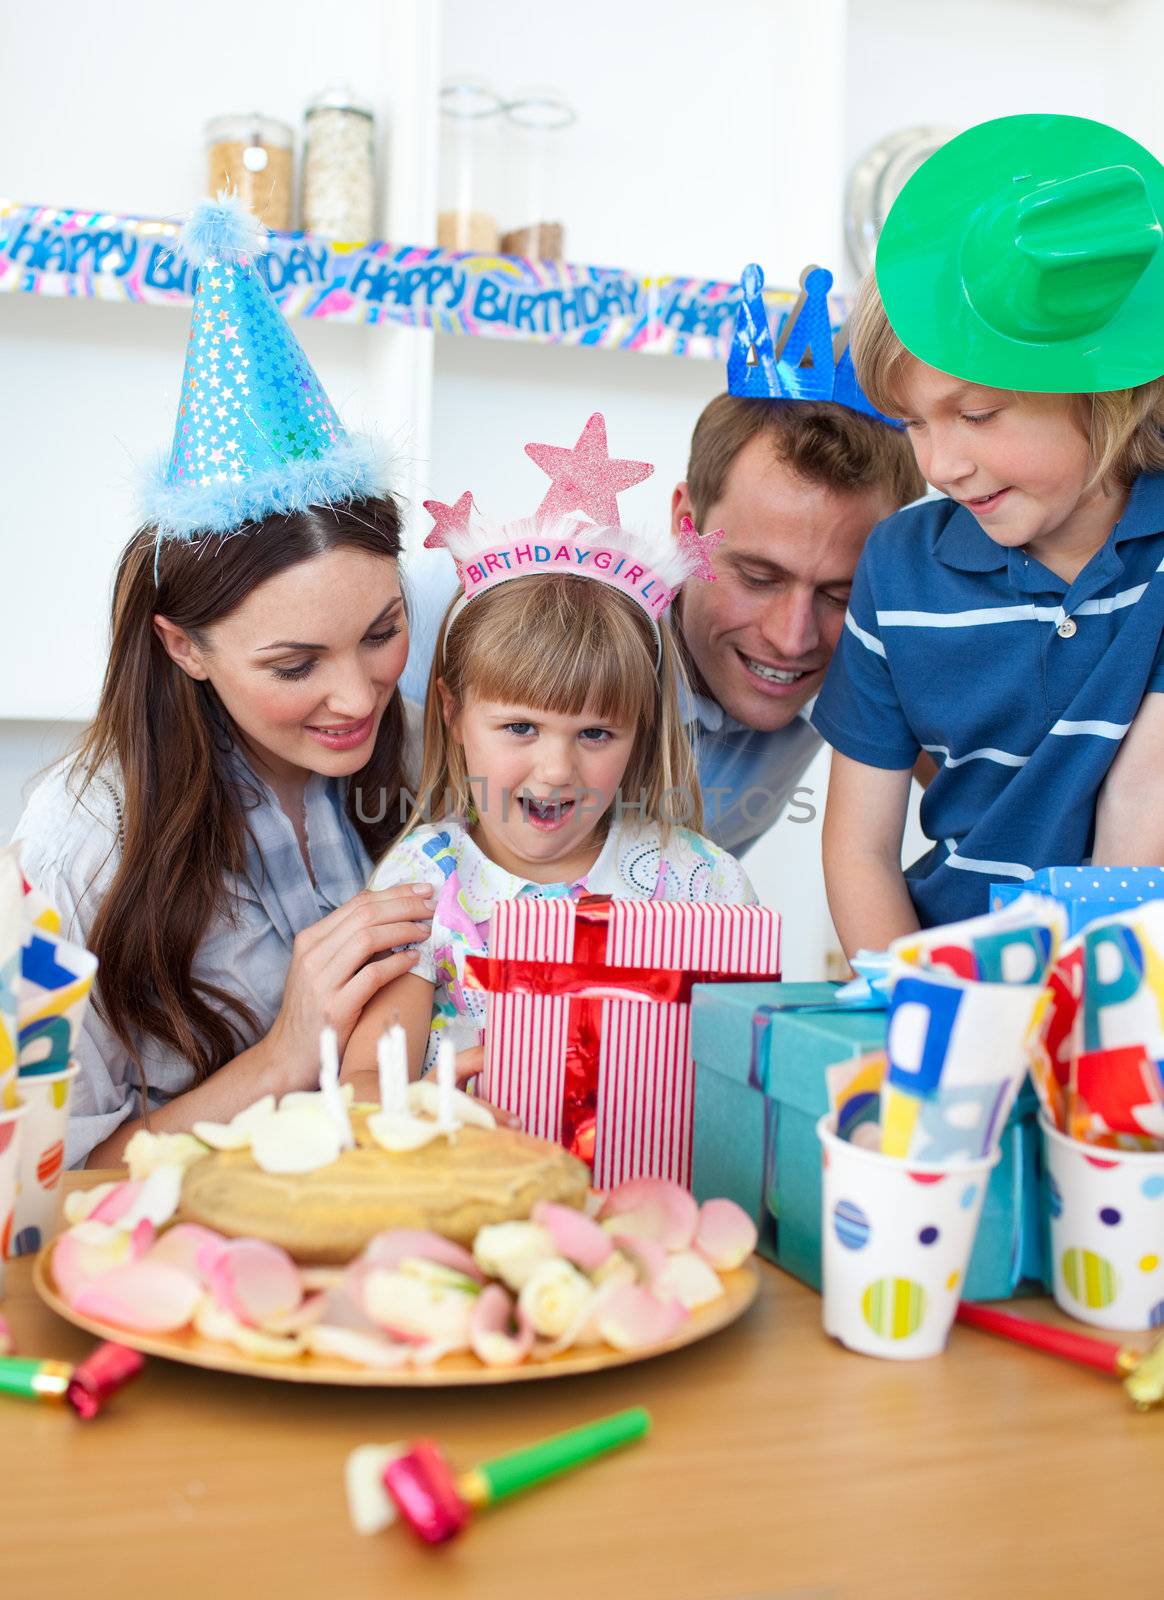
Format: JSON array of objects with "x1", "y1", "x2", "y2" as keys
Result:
[{"x1": 262, "y1": 883, "x2": 436, "y2": 1094}]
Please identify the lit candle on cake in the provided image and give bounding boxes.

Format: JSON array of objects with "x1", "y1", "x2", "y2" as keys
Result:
[
  {"x1": 377, "y1": 1024, "x2": 409, "y2": 1116},
  {"x1": 319, "y1": 1025, "x2": 354, "y2": 1148},
  {"x1": 436, "y1": 1038, "x2": 457, "y2": 1132}
]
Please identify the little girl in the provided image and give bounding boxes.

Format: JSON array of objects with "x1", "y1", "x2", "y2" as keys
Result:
[{"x1": 341, "y1": 428, "x2": 756, "y2": 1086}]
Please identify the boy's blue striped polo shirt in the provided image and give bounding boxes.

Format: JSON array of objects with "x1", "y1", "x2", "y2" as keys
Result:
[{"x1": 811, "y1": 474, "x2": 1164, "y2": 927}]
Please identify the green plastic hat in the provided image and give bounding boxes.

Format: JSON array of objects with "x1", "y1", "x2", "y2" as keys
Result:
[{"x1": 875, "y1": 114, "x2": 1164, "y2": 393}]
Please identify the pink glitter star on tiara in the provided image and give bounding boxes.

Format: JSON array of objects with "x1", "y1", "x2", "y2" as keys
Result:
[
  {"x1": 524, "y1": 413, "x2": 653, "y2": 527},
  {"x1": 677, "y1": 514, "x2": 724, "y2": 582},
  {"x1": 422, "y1": 490, "x2": 475, "y2": 551}
]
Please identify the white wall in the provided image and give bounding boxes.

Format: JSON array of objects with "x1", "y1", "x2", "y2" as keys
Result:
[{"x1": 1, "y1": 0, "x2": 1154, "y2": 977}]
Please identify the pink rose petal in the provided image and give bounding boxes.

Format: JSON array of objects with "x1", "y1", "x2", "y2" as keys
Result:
[
  {"x1": 595, "y1": 1284, "x2": 687, "y2": 1351},
  {"x1": 207, "y1": 1238, "x2": 302, "y2": 1328},
  {"x1": 53, "y1": 1222, "x2": 153, "y2": 1302},
  {"x1": 357, "y1": 1229, "x2": 485, "y2": 1283},
  {"x1": 611, "y1": 1232, "x2": 668, "y2": 1284},
  {"x1": 88, "y1": 1182, "x2": 141, "y2": 1226},
  {"x1": 149, "y1": 1224, "x2": 228, "y2": 1283},
  {"x1": 72, "y1": 1259, "x2": 202, "y2": 1333},
  {"x1": 599, "y1": 1179, "x2": 699, "y2": 1251},
  {"x1": 694, "y1": 1198, "x2": 757, "y2": 1270},
  {"x1": 532, "y1": 1201, "x2": 613, "y2": 1271},
  {"x1": 469, "y1": 1285, "x2": 535, "y2": 1368}
]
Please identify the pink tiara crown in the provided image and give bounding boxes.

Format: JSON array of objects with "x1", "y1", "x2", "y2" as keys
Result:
[{"x1": 422, "y1": 413, "x2": 723, "y2": 627}]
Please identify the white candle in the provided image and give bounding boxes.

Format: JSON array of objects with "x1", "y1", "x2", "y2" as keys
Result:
[
  {"x1": 319, "y1": 1025, "x2": 354, "y2": 1148},
  {"x1": 436, "y1": 1037, "x2": 457, "y2": 1130},
  {"x1": 377, "y1": 1025, "x2": 409, "y2": 1116}
]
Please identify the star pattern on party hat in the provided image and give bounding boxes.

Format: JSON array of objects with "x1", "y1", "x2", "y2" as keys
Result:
[
  {"x1": 142, "y1": 197, "x2": 384, "y2": 540},
  {"x1": 422, "y1": 491, "x2": 475, "y2": 551},
  {"x1": 676, "y1": 514, "x2": 724, "y2": 582},
  {"x1": 524, "y1": 412, "x2": 653, "y2": 526}
]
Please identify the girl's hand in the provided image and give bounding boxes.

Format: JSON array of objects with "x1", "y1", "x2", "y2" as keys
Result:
[
  {"x1": 453, "y1": 1044, "x2": 522, "y2": 1130},
  {"x1": 263, "y1": 883, "x2": 436, "y2": 1093}
]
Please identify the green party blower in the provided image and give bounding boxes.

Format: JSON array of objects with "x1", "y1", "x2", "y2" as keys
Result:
[{"x1": 376, "y1": 1407, "x2": 651, "y2": 1544}]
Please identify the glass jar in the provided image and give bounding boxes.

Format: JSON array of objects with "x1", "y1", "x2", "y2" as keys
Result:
[
  {"x1": 301, "y1": 87, "x2": 376, "y2": 240},
  {"x1": 437, "y1": 77, "x2": 504, "y2": 252},
  {"x1": 205, "y1": 113, "x2": 294, "y2": 231},
  {"x1": 500, "y1": 87, "x2": 575, "y2": 260}
]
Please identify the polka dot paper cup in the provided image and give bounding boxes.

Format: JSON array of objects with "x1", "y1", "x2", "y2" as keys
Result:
[
  {"x1": 0, "y1": 1099, "x2": 29, "y2": 1298},
  {"x1": 10, "y1": 1063, "x2": 77, "y2": 1258},
  {"x1": 817, "y1": 1112, "x2": 1001, "y2": 1360},
  {"x1": 1042, "y1": 1115, "x2": 1164, "y2": 1332}
]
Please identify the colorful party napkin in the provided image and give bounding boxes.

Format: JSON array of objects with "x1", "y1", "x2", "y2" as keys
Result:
[{"x1": 1032, "y1": 901, "x2": 1164, "y2": 1149}]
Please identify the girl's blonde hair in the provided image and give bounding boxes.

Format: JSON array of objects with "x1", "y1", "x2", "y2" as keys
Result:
[
  {"x1": 849, "y1": 270, "x2": 1164, "y2": 491},
  {"x1": 405, "y1": 571, "x2": 702, "y2": 842}
]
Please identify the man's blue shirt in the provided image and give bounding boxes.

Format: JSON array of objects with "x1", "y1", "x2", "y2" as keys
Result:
[{"x1": 812, "y1": 475, "x2": 1164, "y2": 927}]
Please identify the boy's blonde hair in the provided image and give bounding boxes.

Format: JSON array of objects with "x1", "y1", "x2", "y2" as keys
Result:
[
  {"x1": 849, "y1": 271, "x2": 1164, "y2": 491},
  {"x1": 407, "y1": 571, "x2": 702, "y2": 841}
]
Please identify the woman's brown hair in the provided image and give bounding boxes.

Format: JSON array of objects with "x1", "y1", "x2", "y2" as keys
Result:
[
  {"x1": 73, "y1": 497, "x2": 407, "y2": 1086},
  {"x1": 408, "y1": 567, "x2": 703, "y2": 838}
]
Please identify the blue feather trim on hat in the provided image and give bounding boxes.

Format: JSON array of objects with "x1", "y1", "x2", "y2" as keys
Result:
[{"x1": 141, "y1": 435, "x2": 388, "y2": 540}]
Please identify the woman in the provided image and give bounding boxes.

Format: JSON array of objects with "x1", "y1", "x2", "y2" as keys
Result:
[{"x1": 12, "y1": 199, "x2": 431, "y2": 1167}]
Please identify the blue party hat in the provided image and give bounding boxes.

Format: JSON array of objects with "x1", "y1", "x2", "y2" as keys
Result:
[
  {"x1": 726, "y1": 262, "x2": 902, "y2": 428},
  {"x1": 142, "y1": 197, "x2": 384, "y2": 540}
]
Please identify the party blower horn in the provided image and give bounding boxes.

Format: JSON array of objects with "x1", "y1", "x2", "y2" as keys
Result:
[
  {"x1": 955, "y1": 1304, "x2": 1164, "y2": 1410},
  {"x1": 347, "y1": 1407, "x2": 651, "y2": 1544},
  {"x1": 0, "y1": 1340, "x2": 145, "y2": 1418}
]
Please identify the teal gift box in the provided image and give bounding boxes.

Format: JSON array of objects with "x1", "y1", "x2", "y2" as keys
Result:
[{"x1": 690, "y1": 981, "x2": 1045, "y2": 1301}]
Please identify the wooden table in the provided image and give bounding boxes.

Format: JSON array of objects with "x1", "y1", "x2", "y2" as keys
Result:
[{"x1": 2, "y1": 1182, "x2": 1160, "y2": 1600}]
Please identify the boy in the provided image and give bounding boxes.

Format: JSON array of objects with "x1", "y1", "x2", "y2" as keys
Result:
[{"x1": 812, "y1": 114, "x2": 1164, "y2": 954}]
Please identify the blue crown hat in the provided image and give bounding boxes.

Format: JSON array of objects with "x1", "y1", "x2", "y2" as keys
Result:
[
  {"x1": 141, "y1": 197, "x2": 385, "y2": 541},
  {"x1": 726, "y1": 262, "x2": 903, "y2": 428}
]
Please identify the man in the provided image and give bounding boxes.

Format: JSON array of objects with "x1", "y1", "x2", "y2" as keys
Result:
[{"x1": 669, "y1": 393, "x2": 924, "y2": 852}]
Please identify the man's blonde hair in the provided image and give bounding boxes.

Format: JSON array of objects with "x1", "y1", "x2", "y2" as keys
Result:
[
  {"x1": 849, "y1": 270, "x2": 1164, "y2": 491},
  {"x1": 406, "y1": 572, "x2": 703, "y2": 841}
]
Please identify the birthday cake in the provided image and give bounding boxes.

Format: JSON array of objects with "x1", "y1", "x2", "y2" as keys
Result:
[{"x1": 179, "y1": 1106, "x2": 590, "y2": 1264}]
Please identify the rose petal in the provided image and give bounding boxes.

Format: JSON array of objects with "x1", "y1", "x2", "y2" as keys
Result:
[
  {"x1": 407, "y1": 1079, "x2": 496, "y2": 1129},
  {"x1": 469, "y1": 1284, "x2": 535, "y2": 1368},
  {"x1": 599, "y1": 1179, "x2": 699, "y2": 1251},
  {"x1": 87, "y1": 1182, "x2": 140, "y2": 1227},
  {"x1": 694, "y1": 1198, "x2": 757, "y2": 1271},
  {"x1": 0, "y1": 1313, "x2": 14, "y2": 1356},
  {"x1": 53, "y1": 1220, "x2": 152, "y2": 1302},
  {"x1": 610, "y1": 1232, "x2": 668, "y2": 1284},
  {"x1": 193, "y1": 1296, "x2": 305, "y2": 1360},
  {"x1": 148, "y1": 1223, "x2": 228, "y2": 1283},
  {"x1": 595, "y1": 1284, "x2": 687, "y2": 1351},
  {"x1": 532, "y1": 1279, "x2": 623, "y2": 1359},
  {"x1": 309, "y1": 1325, "x2": 415, "y2": 1370},
  {"x1": 206, "y1": 1238, "x2": 302, "y2": 1328},
  {"x1": 360, "y1": 1268, "x2": 474, "y2": 1348},
  {"x1": 365, "y1": 1110, "x2": 447, "y2": 1153},
  {"x1": 263, "y1": 1291, "x2": 328, "y2": 1335},
  {"x1": 532, "y1": 1201, "x2": 612, "y2": 1270},
  {"x1": 118, "y1": 1166, "x2": 183, "y2": 1232},
  {"x1": 124, "y1": 1130, "x2": 209, "y2": 1180},
  {"x1": 72, "y1": 1259, "x2": 202, "y2": 1333},
  {"x1": 357, "y1": 1230, "x2": 485, "y2": 1283},
  {"x1": 653, "y1": 1249, "x2": 725, "y2": 1310},
  {"x1": 251, "y1": 1107, "x2": 343, "y2": 1175}
]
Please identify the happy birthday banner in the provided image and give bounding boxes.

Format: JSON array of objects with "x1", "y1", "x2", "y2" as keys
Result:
[{"x1": 0, "y1": 201, "x2": 845, "y2": 361}]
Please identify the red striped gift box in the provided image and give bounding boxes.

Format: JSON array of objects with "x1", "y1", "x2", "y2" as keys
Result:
[{"x1": 465, "y1": 896, "x2": 781, "y2": 1189}]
